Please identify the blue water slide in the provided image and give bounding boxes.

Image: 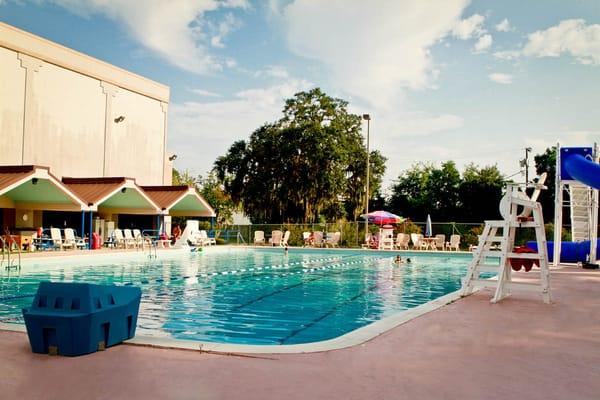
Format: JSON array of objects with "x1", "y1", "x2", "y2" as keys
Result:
[{"x1": 563, "y1": 153, "x2": 600, "y2": 190}]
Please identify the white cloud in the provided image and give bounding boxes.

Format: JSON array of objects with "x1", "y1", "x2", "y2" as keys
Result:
[
  {"x1": 169, "y1": 79, "x2": 312, "y2": 175},
  {"x1": 488, "y1": 73, "x2": 513, "y2": 84},
  {"x1": 281, "y1": 0, "x2": 470, "y2": 108},
  {"x1": 473, "y1": 34, "x2": 493, "y2": 53},
  {"x1": 493, "y1": 50, "x2": 520, "y2": 60},
  {"x1": 495, "y1": 18, "x2": 513, "y2": 32},
  {"x1": 210, "y1": 13, "x2": 242, "y2": 48},
  {"x1": 46, "y1": 0, "x2": 249, "y2": 74},
  {"x1": 452, "y1": 13, "x2": 486, "y2": 40},
  {"x1": 522, "y1": 19, "x2": 600, "y2": 65},
  {"x1": 188, "y1": 88, "x2": 221, "y2": 97},
  {"x1": 254, "y1": 65, "x2": 290, "y2": 79}
]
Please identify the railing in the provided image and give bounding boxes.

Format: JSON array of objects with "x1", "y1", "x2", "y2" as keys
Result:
[
  {"x1": 141, "y1": 229, "x2": 158, "y2": 259},
  {"x1": 1, "y1": 231, "x2": 21, "y2": 271}
]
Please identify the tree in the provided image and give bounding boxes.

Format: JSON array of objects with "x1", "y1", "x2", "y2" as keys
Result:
[
  {"x1": 172, "y1": 168, "x2": 235, "y2": 225},
  {"x1": 534, "y1": 147, "x2": 556, "y2": 221},
  {"x1": 197, "y1": 172, "x2": 236, "y2": 225},
  {"x1": 172, "y1": 169, "x2": 198, "y2": 186},
  {"x1": 458, "y1": 164, "x2": 504, "y2": 222},
  {"x1": 388, "y1": 161, "x2": 461, "y2": 221},
  {"x1": 388, "y1": 162, "x2": 504, "y2": 222},
  {"x1": 215, "y1": 88, "x2": 386, "y2": 223}
]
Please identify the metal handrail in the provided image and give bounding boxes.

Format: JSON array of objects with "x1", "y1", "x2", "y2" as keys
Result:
[
  {"x1": 2, "y1": 230, "x2": 21, "y2": 270},
  {"x1": 140, "y1": 229, "x2": 158, "y2": 259}
]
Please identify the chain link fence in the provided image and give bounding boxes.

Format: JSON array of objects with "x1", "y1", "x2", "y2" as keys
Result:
[{"x1": 214, "y1": 221, "x2": 487, "y2": 249}]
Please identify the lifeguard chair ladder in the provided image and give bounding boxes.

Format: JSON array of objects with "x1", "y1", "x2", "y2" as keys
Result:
[{"x1": 461, "y1": 183, "x2": 551, "y2": 304}]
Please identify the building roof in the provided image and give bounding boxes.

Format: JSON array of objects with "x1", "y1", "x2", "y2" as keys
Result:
[
  {"x1": 142, "y1": 185, "x2": 216, "y2": 217},
  {"x1": 62, "y1": 177, "x2": 128, "y2": 205},
  {"x1": 62, "y1": 177, "x2": 161, "y2": 214},
  {"x1": 0, "y1": 165, "x2": 88, "y2": 211}
]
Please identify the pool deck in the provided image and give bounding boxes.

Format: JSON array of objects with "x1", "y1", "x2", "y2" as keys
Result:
[{"x1": 1, "y1": 265, "x2": 599, "y2": 399}]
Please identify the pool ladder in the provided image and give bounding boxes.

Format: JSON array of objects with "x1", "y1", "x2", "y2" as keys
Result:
[
  {"x1": 1, "y1": 232, "x2": 22, "y2": 271},
  {"x1": 140, "y1": 233, "x2": 157, "y2": 259}
]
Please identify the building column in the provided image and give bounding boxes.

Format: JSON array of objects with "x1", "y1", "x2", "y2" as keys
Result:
[
  {"x1": 101, "y1": 82, "x2": 119, "y2": 176},
  {"x1": 161, "y1": 102, "x2": 169, "y2": 185},
  {"x1": 18, "y1": 53, "x2": 43, "y2": 164}
]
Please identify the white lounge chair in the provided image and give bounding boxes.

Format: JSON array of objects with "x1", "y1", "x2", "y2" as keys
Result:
[
  {"x1": 123, "y1": 229, "x2": 137, "y2": 248},
  {"x1": 280, "y1": 230, "x2": 290, "y2": 247},
  {"x1": 312, "y1": 231, "x2": 324, "y2": 247},
  {"x1": 411, "y1": 233, "x2": 427, "y2": 250},
  {"x1": 269, "y1": 230, "x2": 283, "y2": 246},
  {"x1": 446, "y1": 234, "x2": 461, "y2": 251},
  {"x1": 254, "y1": 231, "x2": 265, "y2": 245},
  {"x1": 199, "y1": 230, "x2": 216, "y2": 246},
  {"x1": 302, "y1": 232, "x2": 311, "y2": 247},
  {"x1": 395, "y1": 233, "x2": 409, "y2": 250},
  {"x1": 112, "y1": 229, "x2": 126, "y2": 249},
  {"x1": 325, "y1": 231, "x2": 341, "y2": 248},
  {"x1": 49, "y1": 228, "x2": 67, "y2": 250},
  {"x1": 64, "y1": 228, "x2": 86, "y2": 250},
  {"x1": 434, "y1": 234, "x2": 446, "y2": 251}
]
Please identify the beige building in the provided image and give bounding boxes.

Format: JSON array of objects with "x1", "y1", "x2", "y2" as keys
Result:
[
  {"x1": 0, "y1": 23, "x2": 215, "y2": 245},
  {"x1": 0, "y1": 22, "x2": 172, "y2": 185}
]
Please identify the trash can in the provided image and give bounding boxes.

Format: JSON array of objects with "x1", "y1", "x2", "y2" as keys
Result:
[{"x1": 22, "y1": 282, "x2": 141, "y2": 356}]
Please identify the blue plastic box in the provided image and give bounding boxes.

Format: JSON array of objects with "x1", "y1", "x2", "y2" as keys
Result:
[{"x1": 22, "y1": 282, "x2": 141, "y2": 356}]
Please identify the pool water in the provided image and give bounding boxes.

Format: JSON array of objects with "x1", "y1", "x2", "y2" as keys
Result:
[{"x1": 0, "y1": 248, "x2": 478, "y2": 345}]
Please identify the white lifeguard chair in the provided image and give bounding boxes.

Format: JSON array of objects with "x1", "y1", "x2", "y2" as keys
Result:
[{"x1": 461, "y1": 180, "x2": 551, "y2": 304}]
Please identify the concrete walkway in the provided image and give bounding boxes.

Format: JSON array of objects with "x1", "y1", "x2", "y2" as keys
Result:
[{"x1": 1, "y1": 266, "x2": 599, "y2": 400}]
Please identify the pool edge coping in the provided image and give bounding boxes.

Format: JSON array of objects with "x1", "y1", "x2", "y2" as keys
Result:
[{"x1": 0, "y1": 289, "x2": 465, "y2": 354}]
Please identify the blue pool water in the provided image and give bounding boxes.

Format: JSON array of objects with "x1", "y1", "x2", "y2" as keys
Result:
[{"x1": 0, "y1": 248, "x2": 476, "y2": 345}]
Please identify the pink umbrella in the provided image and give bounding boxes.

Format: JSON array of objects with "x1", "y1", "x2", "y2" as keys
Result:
[{"x1": 360, "y1": 210, "x2": 405, "y2": 226}]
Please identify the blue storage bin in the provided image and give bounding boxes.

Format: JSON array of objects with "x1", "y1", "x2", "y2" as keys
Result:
[{"x1": 22, "y1": 282, "x2": 141, "y2": 356}]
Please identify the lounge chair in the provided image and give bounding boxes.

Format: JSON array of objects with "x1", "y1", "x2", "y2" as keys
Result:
[
  {"x1": 362, "y1": 233, "x2": 380, "y2": 249},
  {"x1": 410, "y1": 233, "x2": 427, "y2": 250},
  {"x1": 254, "y1": 231, "x2": 265, "y2": 245},
  {"x1": 269, "y1": 230, "x2": 283, "y2": 246},
  {"x1": 312, "y1": 231, "x2": 324, "y2": 247},
  {"x1": 302, "y1": 232, "x2": 312, "y2": 247},
  {"x1": 199, "y1": 230, "x2": 216, "y2": 246},
  {"x1": 395, "y1": 233, "x2": 409, "y2": 250},
  {"x1": 49, "y1": 228, "x2": 68, "y2": 251},
  {"x1": 446, "y1": 234, "x2": 461, "y2": 251},
  {"x1": 280, "y1": 230, "x2": 290, "y2": 247},
  {"x1": 112, "y1": 229, "x2": 126, "y2": 249},
  {"x1": 325, "y1": 231, "x2": 341, "y2": 248},
  {"x1": 133, "y1": 229, "x2": 152, "y2": 248},
  {"x1": 434, "y1": 234, "x2": 446, "y2": 251},
  {"x1": 123, "y1": 229, "x2": 137, "y2": 248},
  {"x1": 64, "y1": 228, "x2": 86, "y2": 250}
]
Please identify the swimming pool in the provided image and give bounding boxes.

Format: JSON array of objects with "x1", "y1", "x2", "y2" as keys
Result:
[{"x1": 0, "y1": 248, "x2": 477, "y2": 345}]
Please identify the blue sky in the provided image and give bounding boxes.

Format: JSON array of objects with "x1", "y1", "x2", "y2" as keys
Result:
[{"x1": 2, "y1": 0, "x2": 599, "y2": 190}]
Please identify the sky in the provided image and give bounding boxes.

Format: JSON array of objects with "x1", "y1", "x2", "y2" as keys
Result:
[{"x1": 1, "y1": 0, "x2": 599, "y2": 191}]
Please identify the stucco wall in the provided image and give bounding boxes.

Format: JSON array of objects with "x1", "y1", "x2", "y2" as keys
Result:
[
  {"x1": 24, "y1": 59, "x2": 106, "y2": 178},
  {"x1": 108, "y1": 88, "x2": 167, "y2": 185},
  {"x1": 0, "y1": 46, "x2": 25, "y2": 164},
  {"x1": 0, "y1": 23, "x2": 171, "y2": 185}
]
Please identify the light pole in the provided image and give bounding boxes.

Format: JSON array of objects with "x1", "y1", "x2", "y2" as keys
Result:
[{"x1": 363, "y1": 114, "x2": 371, "y2": 237}]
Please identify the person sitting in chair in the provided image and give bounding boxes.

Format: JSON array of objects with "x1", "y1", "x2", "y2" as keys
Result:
[{"x1": 171, "y1": 224, "x2": 182, "y2": 244}]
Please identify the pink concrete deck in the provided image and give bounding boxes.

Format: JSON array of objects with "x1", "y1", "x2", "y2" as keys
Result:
[{"x1": 1, "y1": 266, "x2": 599, "y2": 400}]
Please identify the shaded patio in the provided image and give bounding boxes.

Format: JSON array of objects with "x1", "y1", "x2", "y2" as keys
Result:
[{"x1": 1, "y1": 266, "x2": 598, "y2": 400}]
